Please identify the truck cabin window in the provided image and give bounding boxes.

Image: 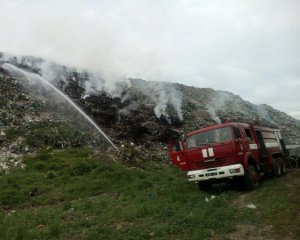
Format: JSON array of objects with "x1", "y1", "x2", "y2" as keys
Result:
[
  {"x1": 234, "y1": 128, "x2": 242, "y2": 139},
  {"x1": 172, "y1": 141, "x2": 182, "y2": 152},
  {"x1": 187, "y1": 127, "x2": 232, "y2": 149},
  {"x1": 244, "y1": 128, "x2": 252, "y2": 140}
]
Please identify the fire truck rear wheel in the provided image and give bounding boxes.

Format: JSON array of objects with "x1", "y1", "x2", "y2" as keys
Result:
[
  {"x1": 287, "y1": 157, "x2": 298, "y2": 169},
  {"x1": 278, "y1": 158, "x2": 286, "y2": 175},
  {"x1": 244, "y1": 165, "x2": 259, "y2": 191},
  {"x1": 272, "y1": 159, "x2": 282, "y2": 177},
  {"x1": 198, "y1": 181, "x2": 212, "y2": 191}
]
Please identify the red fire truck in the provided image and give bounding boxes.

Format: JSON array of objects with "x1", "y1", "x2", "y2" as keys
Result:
[{"x1": 169, "y1": 122, "x2": 288, "y2": 190}]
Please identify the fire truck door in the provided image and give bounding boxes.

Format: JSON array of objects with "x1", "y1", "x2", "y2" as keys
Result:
[
  {"x1": 241, "y1": 128, "x2": 262, "y2": 162},
  {"x1": 170, "y1": 141, "x2": 188, "y2": 171},
  {"x1": 233, "y1": 127, "x2": 246, "y2": 153}
]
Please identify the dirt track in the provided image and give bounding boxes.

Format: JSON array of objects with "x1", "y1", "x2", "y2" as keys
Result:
[{"x1": 214, "y1": 169, "x2": 300, "y2": 240}]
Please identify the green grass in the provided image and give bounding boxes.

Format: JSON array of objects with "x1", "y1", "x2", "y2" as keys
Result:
[
  {"x1": 0, "y1": 148, "x2": 239, "y2": 239},
  {"x1": 234, "y1": 173, "x2": 300, "y2": 237},
  {"x1": 1, "y1": 147, "x2": 299, "y2": 239}
]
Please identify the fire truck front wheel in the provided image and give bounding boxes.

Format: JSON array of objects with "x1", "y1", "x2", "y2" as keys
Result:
[
  {"x1": 198, "y1": 181, "x2": 213, "y2": 191},
  {"x1": 244, "y1": 165, "x2": 259, "y2": 191}
]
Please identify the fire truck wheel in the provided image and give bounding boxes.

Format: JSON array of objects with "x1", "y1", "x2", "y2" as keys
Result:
[
  {"x1": 287, "y1": 157, "x2": 298, "y2": 169},
  {"x1": 198, "y1": 181, "x2": 212, "y2": 191},
  {"x1": 272, "y1": 159, "x2": 282, "y2": 177},
  {"x1": 278, "y1": 158, "x2": 286, "y2": 175},
  {"x1": 244, "y1": 165, "x2": 259, "y2": 191}
]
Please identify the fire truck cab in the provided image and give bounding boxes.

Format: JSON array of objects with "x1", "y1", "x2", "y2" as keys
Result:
[{"x1": 169, "y1": 122, "x2": 287, "y2": 190}]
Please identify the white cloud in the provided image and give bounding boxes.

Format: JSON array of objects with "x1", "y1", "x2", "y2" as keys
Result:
[{"x1": 0, "y1": 0, "x2": 299, "y2": 119}]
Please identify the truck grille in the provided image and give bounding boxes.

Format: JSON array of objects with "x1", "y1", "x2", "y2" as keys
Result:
[{"x1": 189, "y1": 157, "x2": 230, "y2": 170}]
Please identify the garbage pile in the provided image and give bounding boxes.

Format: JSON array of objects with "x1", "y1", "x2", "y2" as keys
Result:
[{"x1": 1, "y1": 54, "x2": 300, "y2": 173}]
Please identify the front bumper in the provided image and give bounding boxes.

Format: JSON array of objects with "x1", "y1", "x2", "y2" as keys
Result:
[{"x1": 187, "y1": 164, "x2": 245, "y2": 182}]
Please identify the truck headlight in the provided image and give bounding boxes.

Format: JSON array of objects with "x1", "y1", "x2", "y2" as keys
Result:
[
  {"x1": 188, "y1": 174, "x2": 195, "y2": 179},
  {"x1": 229, "y1": 168, "x2": 241, "y2": 174}
]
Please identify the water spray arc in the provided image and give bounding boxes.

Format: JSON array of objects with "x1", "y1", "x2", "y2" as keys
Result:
[{"x1": 2, "y1": 63, "x2": 119, "y2": 152}]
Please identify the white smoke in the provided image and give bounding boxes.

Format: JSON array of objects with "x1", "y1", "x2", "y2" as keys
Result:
[
  {"x1": 1, "y1": 1, "x2": 300, "y2": 120},
  {"x1": 118, "y1": 102, "x2": 140, "y2": 116},
  {"x1": 0, "y1": 53, "x2": 131, "y2": 98},
  {"x1": 207, "y1": 107, "x2": 221, "y2": 124},
  {"x1": 132, "y1": 79, "x2": 183, "y2": 122},
  {"x1": 206, "y1": 91, "x2": 233, "y2": 123},
  {"x1": 206, "y1": 90, "x2": 280, "y2": 124},
  {"x1": 38, "y1": 59, "x2": 132, "y2": 98},
  {"x1": 255, "y1": 104, "x2": 277, "y2": 124},
  {"x1": 0, "y1": 53, "x2": 183, "y2": 122}
]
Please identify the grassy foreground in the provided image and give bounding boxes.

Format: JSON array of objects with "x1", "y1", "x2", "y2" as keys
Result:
[{"x1": 0, "y1": 148, "x2": 299, "y2": 239}]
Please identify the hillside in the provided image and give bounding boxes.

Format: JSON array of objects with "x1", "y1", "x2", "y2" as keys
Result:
[
  {"x1": 1, "y1": 54, "x2": 300, "y2": 239},
  {"x1": 1, "y1": 53, "x2": 300, "y2": 143},
  {"x1": 1, "y1": 53, "x2": 300, "y2": 171},
  {"x1": 1, "y1": 53, "x2": 300, "y2": 170}
]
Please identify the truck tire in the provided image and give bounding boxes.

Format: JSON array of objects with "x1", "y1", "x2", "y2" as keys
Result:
[
  {"x1": 198, "y1": 181, "x2": 212, "y2": 191},
  {"x1": 287, "y1": 157, "x2": 298, "y2": 169},
  {"x1": 272, "y1": 158, "x2": 282, "y2": 177},
  {"x1": 278, "y1": 158, "x2": 286, "y2": 175},
  {"x1": 244, "y1": 165, "x2": 259, "y2": 191}
]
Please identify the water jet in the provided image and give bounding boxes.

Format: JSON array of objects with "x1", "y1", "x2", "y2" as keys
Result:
[{"x1": 2, "y1": 63, "x2": 119, "y2": 152}]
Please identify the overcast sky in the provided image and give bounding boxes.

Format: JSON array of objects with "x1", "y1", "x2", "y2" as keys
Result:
[{"x1": 1, "y1": 0, "x2": 299, "y2": 119}]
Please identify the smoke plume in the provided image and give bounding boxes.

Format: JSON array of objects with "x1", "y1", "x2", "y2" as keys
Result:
[
  {"x1": 0, "y1": 53, "x2": 183, "y2": 122},
  {"x1": 131, "y1": 79, "x2": 183, "y2": 122}
]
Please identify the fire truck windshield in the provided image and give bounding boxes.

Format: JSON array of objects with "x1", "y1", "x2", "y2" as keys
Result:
[{"x1": 187, "y1": 127, "x2": 232, "y2": 149}]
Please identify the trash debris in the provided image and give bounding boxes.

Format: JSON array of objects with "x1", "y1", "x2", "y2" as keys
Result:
[
  {"x1": 7, "y1": 210, "x2": 16, "y2": 216},
  {"x1": 246, "y1": 204, "x2": 257, "y2": 209},
  {"x1": 205, "y1": 195, "x2": 216, "y2": 202},
  {"x1": 29, "y1": 187, "x2": 38, "y2": 197},
  {"x1": 148, "y1": 192, "x2": 156, "y2": 199}
]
